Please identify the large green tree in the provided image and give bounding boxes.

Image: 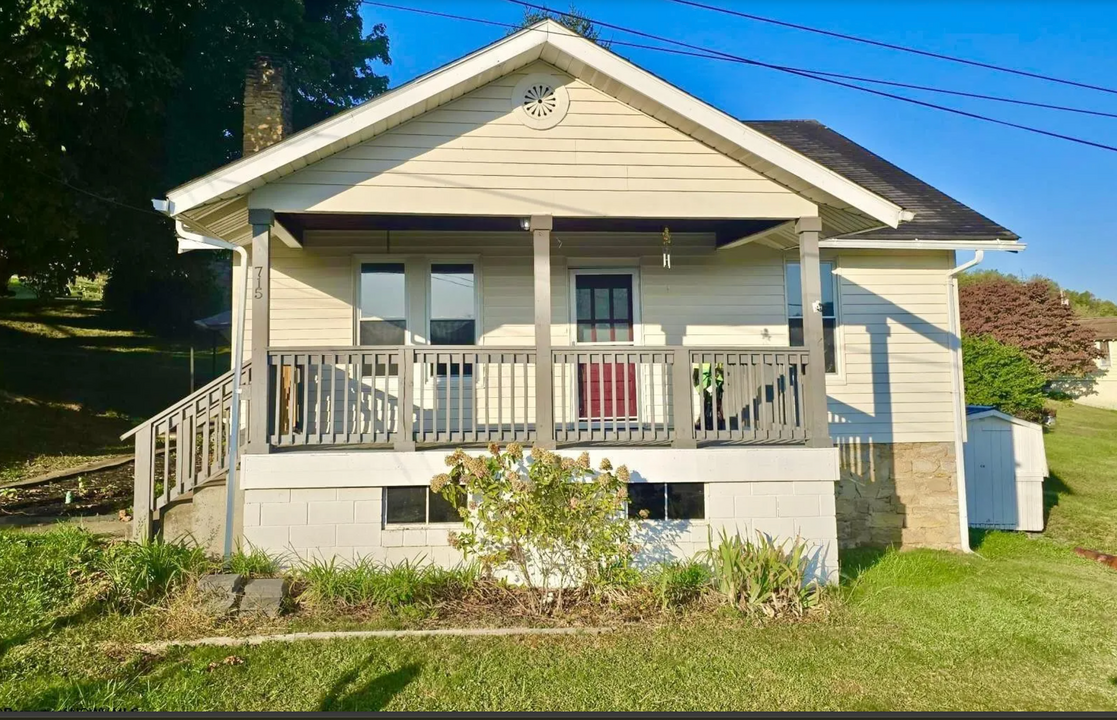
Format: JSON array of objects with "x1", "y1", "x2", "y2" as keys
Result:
[{"x1": 1, "y1": 0, "x2": 390, "y2": 328}]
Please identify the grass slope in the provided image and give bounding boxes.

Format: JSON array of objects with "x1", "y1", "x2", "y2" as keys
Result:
[
  {"x1": 0, "y1": 299, "x2": 226, "y2": 483},
  {"x1": 1, "y1": 403, "x2": 1116, "y2": 710}
]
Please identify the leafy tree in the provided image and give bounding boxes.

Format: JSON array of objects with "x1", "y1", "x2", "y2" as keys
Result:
[
  {"x1": 514, "y1": 3, "x2": 610, "y2": 47},
  {"x1": 1063, "y1": 288, "x2": 1117, "y2": 318},
  {"x1": 962, "y1": 335, "x2": 1047, "y2": 422},
  {"x1": 959, "y1": 274, "x2": 1099, "y2": 379},
  {"x1": 1, "y1": 0, "x2": 390, "y2": 330}
]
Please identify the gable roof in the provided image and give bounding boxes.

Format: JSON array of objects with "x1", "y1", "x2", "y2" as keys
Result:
[
  {"x1": 166, "y1": 20, "x2": 906, "y2": 230},
  {"x1": 744, "y1": 120, "x2": 1018, "y2": 242},
  {"x1": 1080, "y1": 317, "x2": 1117, "y2": 341}
]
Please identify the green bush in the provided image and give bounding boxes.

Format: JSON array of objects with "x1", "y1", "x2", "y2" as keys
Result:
[
  {"x1": 963, "y1": 334, "x2": 1048, "y2": 422},
  {"x1": 434, "y1": 444, "x2": 636, "y2": 612},
  {"x1": 96, "y1": 537, "x2": 208, "y2": 608},
  {"x1": 646, "y1": 559, "x2": 712, "y2": 610},
  {"x1": 700, "y1": 529, "x2": 820, "y2": 618},
  {"x1": 296, "y1": 556, "x2": 478, "y2": 612}
]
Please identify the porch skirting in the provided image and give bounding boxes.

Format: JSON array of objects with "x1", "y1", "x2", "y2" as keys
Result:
[{"x1": 238, "y1": 447, "x2": 841, "y2": 584}]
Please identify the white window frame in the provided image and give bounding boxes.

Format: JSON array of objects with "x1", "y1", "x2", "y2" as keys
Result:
[
  {"x1": 426, "y1": 257, "x2": 483, "y2": 347},
  {"x1": 351, "y1": 254, "x2": 482, "y2": 347},
  {"x1": 783, "y1": 255, "x2": 844, "y2": 381},
  {"x1": 568, "y1": 266, "x2": 643, "y2": 347}
]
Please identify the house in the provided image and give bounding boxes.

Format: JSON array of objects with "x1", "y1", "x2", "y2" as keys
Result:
[
  {"x1": 1076, "y1": 317, "x2": 1117, "y2": 410},
  {"x1": 127, "y1": 20, "x2": 1023, "y2": 582}
]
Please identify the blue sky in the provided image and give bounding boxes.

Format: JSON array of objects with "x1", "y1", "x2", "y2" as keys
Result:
[{"x1": 359, "y1": 1, "x2": 1117, "y2": 300}]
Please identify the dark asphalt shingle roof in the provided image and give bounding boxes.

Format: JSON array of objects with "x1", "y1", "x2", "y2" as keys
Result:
[
  {"x1": 1080, "y1": 317, "x2": 1117, "y2": 340},
  {"x1": 743, "y1": 120, "x2": 1018, "y2": 241}
]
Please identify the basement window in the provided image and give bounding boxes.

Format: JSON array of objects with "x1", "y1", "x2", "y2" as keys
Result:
[
  {"x1": 385, "y1": 486, "x2": 465, "y2": 524},
  {"x1": 627, "y1": 483, "x2": 705, "y2": 521}
]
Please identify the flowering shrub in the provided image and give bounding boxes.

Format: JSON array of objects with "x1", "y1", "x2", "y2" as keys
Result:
[{"x1": 432, "y1": 443, "x2": 635, "y2": 611}]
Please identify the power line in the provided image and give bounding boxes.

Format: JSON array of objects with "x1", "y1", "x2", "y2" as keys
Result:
[
  {"x1": 504, "y1": 0, "x2": 1117, "y2": 153},
  {"x1": 670, "y1": 0, "x2": 1117, "y2": 97},
  {"x1": 11, "y1": 153, "x2": 168, "y2": 218},
  {"x1": 364, "y1": 1, "x2": 1117, "y2": 120}
]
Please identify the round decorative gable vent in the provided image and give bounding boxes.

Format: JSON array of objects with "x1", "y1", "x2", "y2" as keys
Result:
[{"x1": 511, "y1": 73, "x2": 569, "y2": 130}]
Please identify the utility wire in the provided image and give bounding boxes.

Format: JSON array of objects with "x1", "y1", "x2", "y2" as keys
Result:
[
  {"x1": 503, "y1": 0, "x2": 1117, "y2": 152},
  {"x1": 364, "y1": 1, "x2": 1117, "y2": 120},
  {"x1": 17, "y1": 158, "x2": 168, "y2": 218},
  {"x1": 670, "y1": 0, "x2": 1117, "y2": 97}
]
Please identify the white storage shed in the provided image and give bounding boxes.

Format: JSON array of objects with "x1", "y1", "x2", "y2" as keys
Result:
[{"x1": 963, "y1": 406, "x2": 1048, "y2": 532}]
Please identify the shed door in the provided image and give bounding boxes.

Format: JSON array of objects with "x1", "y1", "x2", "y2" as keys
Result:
[{"x1": 966, "y1": 425, "x2": 1018, "y2": 528}]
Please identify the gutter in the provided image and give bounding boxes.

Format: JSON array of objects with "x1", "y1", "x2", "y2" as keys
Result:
[
  {"x1": 154, "y1": 198, "x2": 249, "y2": 560},
  {"x1": 946, "y1": 250, "x2": 984, "y2": 553}
]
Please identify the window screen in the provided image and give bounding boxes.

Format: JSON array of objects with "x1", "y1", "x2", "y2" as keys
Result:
[
  {"x1": 787, "y1": 261, "x2": 837, "y2": 373},
  {"x1": 430, "y1": 263, "x2": 476, "y2": 346},
  {"x1": 360, "y1": 263, "x2": 406, "y2": 345}
]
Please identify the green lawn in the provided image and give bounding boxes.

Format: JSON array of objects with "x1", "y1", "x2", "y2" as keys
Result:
[
  {"x1": 1, "y1": 403, "x2": 1116, "y2": 710},
  {"x1": 0, "y1": 299, "x2": 226, "y2": 483}
]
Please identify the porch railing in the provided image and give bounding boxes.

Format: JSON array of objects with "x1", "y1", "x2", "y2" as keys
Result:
[
  {"x1": 122, "y1": 363, "x2": 251, "y2": 540},
  {"x1": 265, "y1": 346, "x2": 811, "y2": 449}
]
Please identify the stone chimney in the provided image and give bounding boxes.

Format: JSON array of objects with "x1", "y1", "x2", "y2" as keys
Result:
[{"x1": 243, "y1": 55, "x2": 292, "y2": 156}]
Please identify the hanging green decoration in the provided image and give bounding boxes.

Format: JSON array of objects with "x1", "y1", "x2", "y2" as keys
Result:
[{"x1": 662, "y1": 226, "x2": 672, "y2": 269}]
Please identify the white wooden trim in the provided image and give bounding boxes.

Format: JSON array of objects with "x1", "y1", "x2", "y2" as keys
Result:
[
  {"x1": 820, "y1": 238, "x2": 1026, "y2": 252},
  {"x1": 165, "y1": 20, "x2": 903, "y2": 227},
  {"x1": 242, "y1": 446, "x2": 841, "y2": 489}
]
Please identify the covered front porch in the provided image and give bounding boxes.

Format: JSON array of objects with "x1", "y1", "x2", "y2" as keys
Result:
[{"x1": 245, "y1": 211, "x2": 832, "y2": 454}]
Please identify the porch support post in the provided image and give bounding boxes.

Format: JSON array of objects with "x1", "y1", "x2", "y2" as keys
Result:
[
  {"x1": 796, "y1": 216, "x2": 832, "y2": 448},
  {"x1": 531, "y1": 215, "x2": 556, "y2": 449},
  {"x1": 248, "y1": 208, "x2": 273, "y2": 454}
]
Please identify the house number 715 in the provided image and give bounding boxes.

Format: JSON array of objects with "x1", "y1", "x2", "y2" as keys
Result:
[{"x1": 253, "y1": 267, "x2": 263, "y2": 300}]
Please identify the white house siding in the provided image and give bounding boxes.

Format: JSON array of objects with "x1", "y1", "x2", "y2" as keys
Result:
[
  {"x1": 826, "y1": 250, "x2": 957, "y2": 445},
  {"x1": 248, "y1": 61, "x2": 816, "y2": 220},
  {"x1": 240, "y1": 447, "x2": 840, "y2": 584},
  {"x1": 1077, "y1": 340, "x2": 1117, "y2": 410}
]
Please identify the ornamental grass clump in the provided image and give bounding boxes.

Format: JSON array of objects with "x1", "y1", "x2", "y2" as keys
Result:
[
  {"x1": 295, "y1": 556, "x2": 478, "y2": 612},
  {"x1": 433, "y1": 443, "x2": 636, "y2": 613},
  {"x1": 700, "y1": 528, "x2": 820, "y2": 618}
]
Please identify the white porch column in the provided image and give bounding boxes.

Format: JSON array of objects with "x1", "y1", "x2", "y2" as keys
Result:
[
  {"x1": 796, "y1": 216, "x2": 832, "y2": 448},
  {"x1": 531, "y1": 215, "x2": 555, "y2": 449},
  {"x1": 247, "y1": 208, "x2": 273, "y2": 454}
]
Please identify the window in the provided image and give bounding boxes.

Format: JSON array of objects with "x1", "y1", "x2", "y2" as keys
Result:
[
  {"x1": 575, "y1": 274, "x2": 633, "y2": 343},
  {"x1": 786, "y1": 261, "x2": 838, "y2": 373},
  {"x1": 626, "y1": 483, "x2": 705, "y2": 520},
  {"x1": 1099, "y1": 341, "x2": 1112, "y2": 369},
  {"x1": 360, "y1": 263, "x2": 406, "y2": 345},
  {"x1": 430, "y1": 263, "x2": 477, "y2": 345},
  {"x1": 384, "y1": 486, "x2": 465, "y2": 524}
]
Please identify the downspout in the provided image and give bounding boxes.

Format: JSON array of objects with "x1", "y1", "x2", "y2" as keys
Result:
[
  {"x1": 946, "y1": 250, "x2": 983, "y2": 553},
  {"x1": 174, "y1": 219, "x2": 249, "y2": 561}
]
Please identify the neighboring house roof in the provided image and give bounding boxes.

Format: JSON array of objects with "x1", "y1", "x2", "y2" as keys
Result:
[
  {"x1": 966, "y1": 406, "x2": 1042, "y2": 429},
  {"x1": 1080, "y1": 317, "x2": 1117, "y2": 341},
  {"x1": 744, "y1": 120, "x2": 1018, "y2": 242},
  {"x1": 166, "y1": 19, "x2": 907, "y2": 232}
]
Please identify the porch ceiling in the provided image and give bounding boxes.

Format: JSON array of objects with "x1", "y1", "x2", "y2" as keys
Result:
[{"x1": 274, "y1": 212, "x2": 784, "y2": 247}]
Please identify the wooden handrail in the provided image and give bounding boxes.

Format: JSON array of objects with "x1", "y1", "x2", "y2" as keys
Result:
[{"x1": 121, "y1": 362, "x2": 252, "y2": 440}]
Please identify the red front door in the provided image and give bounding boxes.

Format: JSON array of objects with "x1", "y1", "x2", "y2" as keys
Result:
[{"x1": 575, "y1": 274, "x2": 637, "y2": 420}]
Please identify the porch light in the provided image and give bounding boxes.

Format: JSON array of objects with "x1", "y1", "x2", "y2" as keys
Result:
[{"x1": 520, "y1": 217, "x2": 531, "y2": 231}]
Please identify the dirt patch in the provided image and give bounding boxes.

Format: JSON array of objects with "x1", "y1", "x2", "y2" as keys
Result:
[{"x1": 0, "y1": 460, "x2": 134, "y2": 517}]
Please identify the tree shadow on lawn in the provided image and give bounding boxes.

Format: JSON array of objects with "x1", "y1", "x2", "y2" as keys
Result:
[
  {"x1": 1043, "y1": 471, "x2": 1070, "y2": 527},
  {"x1": 318, "y1": 656, "x2": 421, "y2": 711},
  {"x1": 838, "y1": 545, "x2": 889, "y2": 584}
]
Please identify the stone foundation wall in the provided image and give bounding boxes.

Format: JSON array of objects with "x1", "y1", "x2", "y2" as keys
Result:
[{"x1": 836, "y1": 441, "x2": 961, "y2": 550}]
